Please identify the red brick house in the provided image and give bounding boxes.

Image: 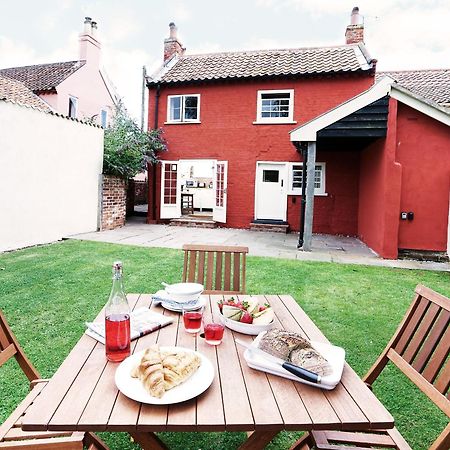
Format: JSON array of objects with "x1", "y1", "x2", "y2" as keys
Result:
[{"x1": 147, "y1": 10, "x2": 450, "y2": 261}]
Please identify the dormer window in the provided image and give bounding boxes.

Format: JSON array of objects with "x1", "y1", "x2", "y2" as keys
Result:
[
  {"x1": 255, "y1": 89, "x2": 295, "y2": 124},
  {"x1": 68, "y1": 96, "x2": 78, "y2": 118},
  {"x1": 167, "y1": 94, "x2": 200, "y2": 123}
]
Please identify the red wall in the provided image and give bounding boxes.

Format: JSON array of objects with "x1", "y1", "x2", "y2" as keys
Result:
[
  {"x1": 396, "y1": 104, "x2": 450, "y2": 252},
  {"x1": 358, "y1": 98, "x2": 402, "y2": 259},
  {"x1": 149, "y1": 75, "x2": 373, "y2": 233}
]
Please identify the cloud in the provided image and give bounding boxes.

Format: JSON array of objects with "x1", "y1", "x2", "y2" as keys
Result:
[{"x1": 0, "y1": 36, "x2": 37, "y2": 67}]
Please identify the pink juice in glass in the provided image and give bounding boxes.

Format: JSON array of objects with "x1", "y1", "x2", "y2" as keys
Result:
[
  {"x1": 204, "y1": 323, "x2": 225, "y2": 345},
  {"x1": 105, "y1": 313, "x2": 131, "y2": 362},
  {"x1": 183, "y1": 311, "x2": 203, "y2": 333}
]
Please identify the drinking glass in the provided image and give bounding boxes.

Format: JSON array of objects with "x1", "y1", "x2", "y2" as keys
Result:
[
  {"x1": 182, "y1": 306, "x2": 204, "y2": 334},
  {"x1": 204, "y1": 321, "x2": 225, "y2": 345}
]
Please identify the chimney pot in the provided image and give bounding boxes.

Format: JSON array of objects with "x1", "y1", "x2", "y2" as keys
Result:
[
  {"x1": 345, "y1": 6, "x2": 364, "y2": 44},
  {"x1": 84, "y1": 16, "x2": 92, "y2": 33},
  {"x1": 169, "y1": 22, "x2": 177, "y2": 39},
  {"x1": 91, "y1": 21, "x2": 98, "y2": 37},
  {"x1": 164, "y1": 22, "x2": 185, "y2": 63}
]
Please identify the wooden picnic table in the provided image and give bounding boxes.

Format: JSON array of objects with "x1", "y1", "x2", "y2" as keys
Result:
[{"x1": 22, "y1": 294, "x2": 394, "y2": 449}]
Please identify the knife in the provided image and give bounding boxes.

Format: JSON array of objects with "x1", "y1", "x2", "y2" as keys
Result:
[{"x1": 235, "y1": 338, "x2": 322, "y2": 384}]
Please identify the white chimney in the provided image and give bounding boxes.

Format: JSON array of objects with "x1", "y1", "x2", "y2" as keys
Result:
[{"x1": 79, "y1": 17, "x2": 101, "y2": 66}]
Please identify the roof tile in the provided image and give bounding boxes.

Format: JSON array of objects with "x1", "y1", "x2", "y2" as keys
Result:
[
  {"x1": 152, "y1": 44, "x2": 373, "y2": 84},
  {"x1": 377, "y1": 69, "x2": 450, "y2": 105},
  {"x1": 0, "y1": 60, "x2": 85, "y2": 92}
]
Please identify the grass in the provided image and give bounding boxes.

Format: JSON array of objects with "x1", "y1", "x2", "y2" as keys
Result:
[{"x1": 0, "y1": 239, "x2": 449, "y2": 449}]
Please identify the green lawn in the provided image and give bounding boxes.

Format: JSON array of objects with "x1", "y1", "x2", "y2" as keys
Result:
[{"x1": 0, "y1": 240, "x2": 449, "y2": 449}]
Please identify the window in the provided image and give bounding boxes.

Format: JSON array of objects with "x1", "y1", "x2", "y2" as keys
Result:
[
  {"x1": 100, "y1": 109, "x2": 108, "y2": 127},
  {"x1": 163, "y1": 163, "x2": 178, "y2": 204},
  {"x1": 167, "y1": 94, "x2": 200, "y2": 123},
  {"x1": 263, "y1": 170, "x2": 279, "y2": 183},
  {"x1": 68, "y1": 96, "x2": 78, "y2": 118},
  {"x1": 256, "y1": 89, "x2": 294, "y2": 123},
  {"x1": 289, "y1": 163, "x2": 326, "y2": 196}
]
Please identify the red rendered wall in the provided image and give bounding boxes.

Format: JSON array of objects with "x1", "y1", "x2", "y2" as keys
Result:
[
  {"x1": 148, "y1": 75, "x2": 373, "y2": 233},
  {"x1": 396, "y1": 104, "x2": 450, "y2": 251},
  {"x1": 358, "y1": 98, "x2": 402, "y2": 259}
]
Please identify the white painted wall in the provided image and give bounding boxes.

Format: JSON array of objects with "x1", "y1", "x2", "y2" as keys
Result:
[{"x1": 0, "y1": 101, "x2": 104, "y2": 252}]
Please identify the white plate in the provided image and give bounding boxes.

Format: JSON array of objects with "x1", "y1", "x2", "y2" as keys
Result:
[
  {"x1": 243, "y1": 331, "x2": 346, "y2": 390},
  {"x1": 219, "y1": 313, "x2": 273, "y2": 335},
  {"x1": 161, "y1": 296, "x2": 206, "y2": 312},
  {"x1": 115, "y1": 347, "x2": 214, "y2": 404}
]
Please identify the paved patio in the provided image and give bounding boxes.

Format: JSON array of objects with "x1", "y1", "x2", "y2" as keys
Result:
[{"x1": 69, "y1": 216, "x2": 449, "y2": 272}]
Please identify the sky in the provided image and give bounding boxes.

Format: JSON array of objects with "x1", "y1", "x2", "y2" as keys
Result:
[{"x1": 1, "y1": 0, "x2": 449, "y2": 124}]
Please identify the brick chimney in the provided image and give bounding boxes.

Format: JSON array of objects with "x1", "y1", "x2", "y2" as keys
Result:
[
  {"x1": 164, "y1": 22, "x2": 185, "y2": 63},
  {"x1": 79, "y1": 17, "x2": 101, "y2": 66},
  {"x1": 345, "y1": 7, "x2": 364, "y2": 44}
]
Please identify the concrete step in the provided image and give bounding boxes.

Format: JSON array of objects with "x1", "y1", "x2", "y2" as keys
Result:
[
  {"x1": 170, "y1": 218, "x2": 217, "y2": 228},
  {"x1": 249, "y1": 222, "x2": 289, "y2": 233}
]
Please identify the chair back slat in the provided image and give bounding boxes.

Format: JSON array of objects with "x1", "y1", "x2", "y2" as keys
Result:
[
  {"x1": 197, "y1": 251, "x2": 206, "y2": 283},
  {"x1": 402, "y1": 302, "x2": 440, "y2": 364},
  {"x1": 223, "y1": 253, "x2": 231, "y2": 291},
  {"x1": 413, "y1": 310, "x2": 449, "y2": 373},
  {"x1": 394, "y1": 297, "x2": 428, "y2": 354},
  {"x1": 215, "y1": 251, "x2": 223, "y2": 290},
  {"x1": 182, "y1": 244, "x2": 249, "y2": 295},
  {"x1": 233, "y1": 253, "x2": 241, "y2": 292},
  {"x1": 205, "y1": 252, "x2": 214, "y2": 291},
  {"x1": 0, "y1": 309, "x2": 40, "y2": 382},
  {"x1": 422, "y1": 326, "x2": 450, "y2": 385},
  {"x1": 364, "y1": 285, "x2": 450, "y2": 421}
]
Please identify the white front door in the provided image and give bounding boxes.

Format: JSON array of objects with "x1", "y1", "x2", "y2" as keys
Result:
[
  {"x1": 255, "y1": 162, "x2": 287, "y2": 221},
  {"x1": 213, "y1": 161, "x2": 228, "y2": 223},
  {"x1": 160, "y1": 161, "x2": 181, "y2": 219}
]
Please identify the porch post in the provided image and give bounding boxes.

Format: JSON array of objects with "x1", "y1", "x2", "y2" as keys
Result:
[{"x1": 302, "y1": 141, "x2": 316, "y2": 252}]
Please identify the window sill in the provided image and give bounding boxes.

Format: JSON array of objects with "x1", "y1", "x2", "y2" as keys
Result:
[
  {"x1": 288, "y1": 192, "x2": 328, "y2": 197},
  {"x1": 164, "y1": 121, "x2": 201, "y2": 125},
  {"x1": 253, "y1": 120, "x2": 297, "y2": 125}
]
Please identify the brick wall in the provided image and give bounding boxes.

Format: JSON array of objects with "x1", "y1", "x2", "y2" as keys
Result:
[{"x1": 101, "y1": 175, "x2": 127, "y2": 230}]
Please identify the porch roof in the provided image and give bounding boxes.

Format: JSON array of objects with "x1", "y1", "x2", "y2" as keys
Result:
[{"x1": 290, "y1": 76, "x2": 450, "y2": 142}]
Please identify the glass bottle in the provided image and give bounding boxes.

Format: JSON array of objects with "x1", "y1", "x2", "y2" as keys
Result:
[{"x1": 105, "y1": 261, "x2": 131, "y2": 362}]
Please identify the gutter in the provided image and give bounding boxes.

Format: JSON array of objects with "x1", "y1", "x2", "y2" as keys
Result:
[{"x1": 150, "y1": 83, "x2": 161, "y2": 221}]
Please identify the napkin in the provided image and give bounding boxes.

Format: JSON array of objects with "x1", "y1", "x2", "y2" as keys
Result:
[
  {"x1": 151, "y1": 290, "x2": 200, "y2": 308},
  {"x1": 85, "y1": 307, "x2": 173, "y2": 345}
]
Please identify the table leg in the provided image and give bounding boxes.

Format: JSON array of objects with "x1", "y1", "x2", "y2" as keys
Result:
[
  {"x1": 239, "y1": 430, "x2": 280, "y2": 450},
  {"x1": 130, "y1": 432, "x2": 168, "y2": 450}
]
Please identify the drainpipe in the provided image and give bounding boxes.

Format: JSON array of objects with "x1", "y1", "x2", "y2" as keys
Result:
[
  {"x1": 151, "y1": 83, "x2": 161, "y2": 221},
  {"x1": 295, "y1": 142, "x2": 308, "y2": 249}
]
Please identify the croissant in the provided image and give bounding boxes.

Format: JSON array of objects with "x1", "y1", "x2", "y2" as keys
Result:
[
  {"x1": 131, "y1": 345, "x2": 165, "y2": 398},
  {"x1": 161, "y1": 349, "x2": 202, "y2": 390}
]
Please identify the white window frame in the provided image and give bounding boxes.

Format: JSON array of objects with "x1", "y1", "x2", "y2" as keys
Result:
[
  {"x1": 255, "y1": 89, "x2": 295, "y2": 124},
  {"x1": 68, "y1": 95, "x2": 78, "y2": 118},
  {"x1": 166, "y1": 94, "x2": 201, "y2": 123},
  {"x1": 100, "y1": 109, "x2": 108, "y2": 127},
  {"x1": 288, "y1": 162, "x2": 327, "y2": 196}
]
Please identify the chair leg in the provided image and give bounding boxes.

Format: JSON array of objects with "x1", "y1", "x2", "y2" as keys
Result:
[
  {"x1": 289, "y1": 432, "x2": 314, "y2": 450},
  {"x1": 83, "y1": 432, "x2": 110, "y2": 450}
]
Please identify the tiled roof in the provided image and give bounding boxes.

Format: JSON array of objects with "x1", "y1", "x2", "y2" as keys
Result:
[
  {"x1": 377, "y1": 69, "x2": 450, "y2": 105},
  {"x1": 151, "y1": 43, "x2": 374, "y2": 84},
  {"x1": 0, "y1": 75, "x2": 52, "y2": 111},
  {"x1": 0, "y1": 60, "x2": 85, "y2": 92}
]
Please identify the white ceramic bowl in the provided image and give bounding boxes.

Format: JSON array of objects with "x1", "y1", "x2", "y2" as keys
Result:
[
  {"x1": 218, "y1": 312, "x2": 274, "y2": 336},
  {"x1": 164, "y1": 282, "x2": 204, "y2": 303}
]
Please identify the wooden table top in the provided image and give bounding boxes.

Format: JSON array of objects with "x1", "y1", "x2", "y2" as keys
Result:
[{"x1": 22, "y1": 294, "x2": 394, "y2": 436}]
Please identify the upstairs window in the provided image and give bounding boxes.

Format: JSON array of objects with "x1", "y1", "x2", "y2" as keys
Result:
[
  {"x1": 100, "y1": 109, "x2": 108, "y2": 127},
  {"x1": 167, "y1": 94, "x2": 200, "y2": 123},
  {"x1": 256, "y1": 89, "x2": 294, "y2": 123},
  {"x1": 68, "y1": 96, "x2": 78, "y2": 118},
  {"x1": 289, "y1": 162, "x2": 326, "y2": 196}
]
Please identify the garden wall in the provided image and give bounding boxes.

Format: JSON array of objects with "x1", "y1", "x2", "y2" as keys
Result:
[
  {"x1": 102, "y1": 175, "x2": 127, "y2": 230},
  {"x1": 0, "y1": 101, "x2": 104, "y2": 252}
]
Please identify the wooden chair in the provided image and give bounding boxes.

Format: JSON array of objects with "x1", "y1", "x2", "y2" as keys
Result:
[
  {"x1": 0, "y1": 309, "x2": 109, "y2": 450},
  {"x1": 290, "y1": 284, "x2": 450, "y2": 450},
  {"x1": 182, "y1": 244, "x2": 249, "y2": 294}
]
